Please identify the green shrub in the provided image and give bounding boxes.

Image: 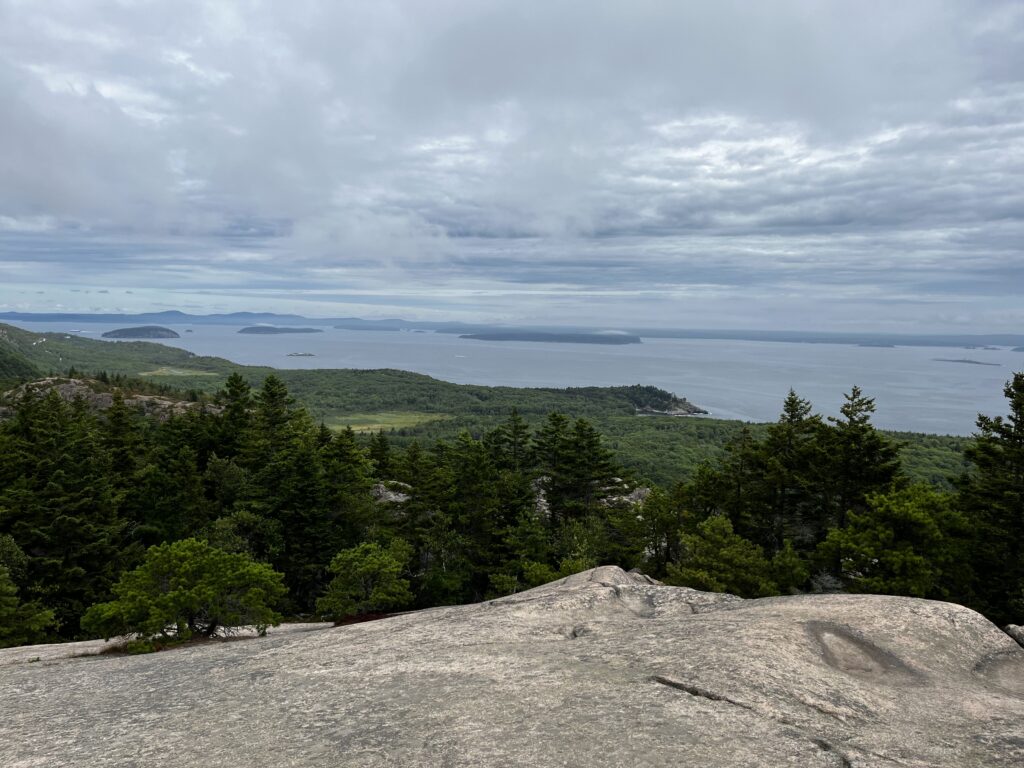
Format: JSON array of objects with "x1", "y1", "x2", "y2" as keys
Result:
[{"x1": 81, "y1": 539, "x2": 286, "y2": 641}]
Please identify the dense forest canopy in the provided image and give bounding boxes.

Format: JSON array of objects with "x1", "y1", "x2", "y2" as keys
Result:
[{"x1": 0, "y1": 364, "x2": 1022, "y2": 647}]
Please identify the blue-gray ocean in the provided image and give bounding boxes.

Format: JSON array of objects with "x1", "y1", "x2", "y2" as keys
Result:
[{"x1": 13, "y1": 321, "x2": 1024, "y2": 436}]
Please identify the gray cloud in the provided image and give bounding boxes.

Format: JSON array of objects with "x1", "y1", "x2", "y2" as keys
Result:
[{"x1": 0, "y1": 0, "x2": 1022, "y2": 330}]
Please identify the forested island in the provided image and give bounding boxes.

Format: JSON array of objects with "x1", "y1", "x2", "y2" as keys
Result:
[
  {"x1": 101, "y1": 326, "x2": 180, "y2": 339},
  {"x1": 460, "y1": 331, "x2": 642, "y2": 344},
  {"x1": 238, "y1": 326, "x2": 324, "y2": 335}
]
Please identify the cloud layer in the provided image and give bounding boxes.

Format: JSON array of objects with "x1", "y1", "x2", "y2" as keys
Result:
[{"x1": 1, "y1": 0, "x2": 1022, "y2": 329}]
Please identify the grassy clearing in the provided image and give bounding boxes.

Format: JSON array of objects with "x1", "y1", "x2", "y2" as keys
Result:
[
  {"x1": 139, "y1": 367, "x2": 220, "y2": 377},
  {"x1": 325, "y1": 412, "x2": 451, "y2": 432}
]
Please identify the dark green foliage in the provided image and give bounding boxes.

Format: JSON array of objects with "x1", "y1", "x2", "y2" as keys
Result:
[
  {"x1": 820, "y1": 485, "x2": 968, "y2": 599},
  {"x1": 0, "y1": 391, "x2": 128, "y2": 636},
  {"x1": 823, "y1": 386, "x2": 904, "y2": 532},
  {"x1": 664, "y1": 516, "x2": 777, "y2": 597},
  {"x1": 957, "y1": 373, "x2": 1024, "y2": 624},
  {"x1": 81, "y1": 539, "x2": 285, "y2": 641},
  {"x1": 316, "y1": 540, "x2": 413, "y2": 620},
  {"x1": 0, "y1": 337, "x2": 40, "y2": 385},
  {"x1": 0, "y1": 565, "x2": 57, "y2": 648}
]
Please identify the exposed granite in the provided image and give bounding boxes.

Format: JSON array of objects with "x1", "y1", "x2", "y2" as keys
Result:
[
  {"x1": 1, "y1": 378, "x2": 218, "y2": 421},
  {"x1": 1, "y1": 566, "x2": 1021, "y2": 767}
]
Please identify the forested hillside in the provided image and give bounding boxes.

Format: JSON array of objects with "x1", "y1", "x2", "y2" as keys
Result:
[{"x1": 1, "y1": 369, "x2": 1022, "y2": 649}]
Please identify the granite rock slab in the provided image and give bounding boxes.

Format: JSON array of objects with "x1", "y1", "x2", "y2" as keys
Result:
[{"x1": 1, "y1": 566, "x2": 1021, "y2": 767}]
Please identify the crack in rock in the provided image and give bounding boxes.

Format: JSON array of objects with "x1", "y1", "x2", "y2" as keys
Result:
[
  {"x1": 651, "y1": 675, "x2": 759, "y2": 713},
  {"x1": 652, "y1": 676, "x2": 856, "y2": 767}
]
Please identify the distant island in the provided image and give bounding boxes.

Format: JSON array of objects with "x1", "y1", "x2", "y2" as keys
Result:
[
  {"x1": 1013, "y1": 347, "x2": 1024, "y2": 352},
  {"x1": 238, "y1": 326, "x2": 324, "y2": 335},
  {"x1": 460, "y1": 332, "x2": 642, "y2": 345},
  {"x1": 286, "y1": 352, "x2": 316, "y2": 357},
  {"x1": 933, "y1": 358, "x2": 1001, "y2": 367},
  {"x1": 5, "y1": 312, "x2": 1024, "y2": 349},
  {"x1": 101, "y1": 326, "x2": 180, "y2": 339}
]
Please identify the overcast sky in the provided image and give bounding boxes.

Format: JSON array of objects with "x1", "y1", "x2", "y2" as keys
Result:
[{"x1": 0, "y1": 0, "x2": 1022, "y2": 330}]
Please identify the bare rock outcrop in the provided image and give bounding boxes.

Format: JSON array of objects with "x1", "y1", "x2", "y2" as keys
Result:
[
  {"x1": 1, "y1": 377, "x2": 217, "y2": 421},
  {"x1": 1, "y1": 566, "x2": 1021, "y2": 767}
]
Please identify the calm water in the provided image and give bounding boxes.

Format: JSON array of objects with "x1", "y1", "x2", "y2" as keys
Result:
[{"x1": 13, "y1": 322, "x2": 1024, "y2": 435}]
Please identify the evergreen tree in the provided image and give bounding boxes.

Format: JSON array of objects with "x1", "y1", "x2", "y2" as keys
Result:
[
  {"x1": 320, "y1": 426, "x2": 376, "y2": 546},
  {"x1": 530, "y1": 412, "x2": 573, "y2": 522},
  {"x1": 561, "y1": 418, "x2": 619, "y2": 520},
  {"x1": 664, "y1": 515, "x2": 778, "y2": 597},
  {"x1": 81, "y1": 539, "x2": 286, "y2": 642},
  {"x1": 486, "y1": 408, "x2": 532, "y2": 472},
  {"x1": 755, "y1": 390, "x2": 827, "y2": 554},
  {"x1": 215, "y1": 373, "x2": 253, "y2": 458},
  {"x1": 368, "y1": 431, "x2": 394, "y2": 479},
  {"x1": 820, "y1": 485, "x2": 967, "y2": 599},
  {"x1": 101, "y1": 390, "x2": 144, "y2": 485},
  {"x1": 0, "y1": 565, "x2": 57, "y2": 648},
  {"x1": 316, "y1": 540, "x2": 413, "y2": 620},
  {"x1": 823, "y1": 386, "x2": 903, "y2": 532},
  {"x1": 0, "y1": 391, "x2": 128, "y2": 636},
  {"x1": 957, "y1": 372, "x2": 1024, "y2": 624},
  {"x1": 713, "y1": 425, "x2": 765, "y2": 542},
  {"x1": 124, "y1": 441, "x2": 208, "y2": 546},
  {"x1": 443, "y1": 432, "x2": 504, "y2": 601}
]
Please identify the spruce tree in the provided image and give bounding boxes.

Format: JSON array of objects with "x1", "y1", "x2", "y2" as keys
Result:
[
  {"x1": 957, "y1": 372, "x2": 1024, "y2": 624},
  {"x1": 824, "y1": 386, "x2": 903, "y2": 531},
  {"x1": 0, "y1": 565, "x2": 57, "y2": 648}
]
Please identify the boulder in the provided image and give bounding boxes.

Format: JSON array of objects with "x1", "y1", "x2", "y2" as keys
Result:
[
  {"x1": 1, "y1": 566, "x2": 1021, "y2": 766},
  {"x1": 1007, "y1": 624, "x2": 1024, "y2": 648}
]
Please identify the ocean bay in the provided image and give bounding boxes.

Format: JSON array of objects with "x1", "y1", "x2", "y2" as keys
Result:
[{"x1": 13, "y1": 321, "x2": 1021, "y2": 435}]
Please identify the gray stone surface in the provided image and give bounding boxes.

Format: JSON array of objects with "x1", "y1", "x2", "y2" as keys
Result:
[
  {"x1": 1, "y1": 566, "x2": 1022, "y2": 767},
  {"x1": 1007, "y1": 624, "x2": 1024, "y2": 648}
]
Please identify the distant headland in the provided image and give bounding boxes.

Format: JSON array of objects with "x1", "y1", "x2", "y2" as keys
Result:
[
  {"x1": 101, "y1": 326, "x2": 180, "y2": 339},
  {"x1": 238, "y1": 327, "x2": 324, "y2": 335},
  {"x1": 460, "y1": 331, "x2": 642, "y2": 345}
]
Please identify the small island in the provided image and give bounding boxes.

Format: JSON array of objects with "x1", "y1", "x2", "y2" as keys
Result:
[
  {"x1": 101, "y1": 326, "x2": 180, "y2": 339},
  {"x1": 932, "y1": 358, "x2": 1001, "y2": 367},
  {"x1": 1013, "y1": 346, "x2": 1024, "y2": 352},
  {"x1": 460, "y1": 331, "x2": 642, "y2": 345},
  {"x1": 238, "y1": 326, "x2": 324, "y2": 335},
  {"x1": 286, "y1": 352, "x2": 316, "y2": 357}
]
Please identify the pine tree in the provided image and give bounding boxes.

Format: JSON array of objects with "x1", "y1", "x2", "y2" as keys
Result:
[
  {"x1": 820, "y1": 485, "x2": 967, "y2": 599},
  {"x1": 665, "y1": 516, "x2": 778, "y2": 597}
]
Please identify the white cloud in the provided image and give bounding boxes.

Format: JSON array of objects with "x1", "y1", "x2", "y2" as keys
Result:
[{"x1": 0, "y1": 0, "x2": 1022, "y2": 330}]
